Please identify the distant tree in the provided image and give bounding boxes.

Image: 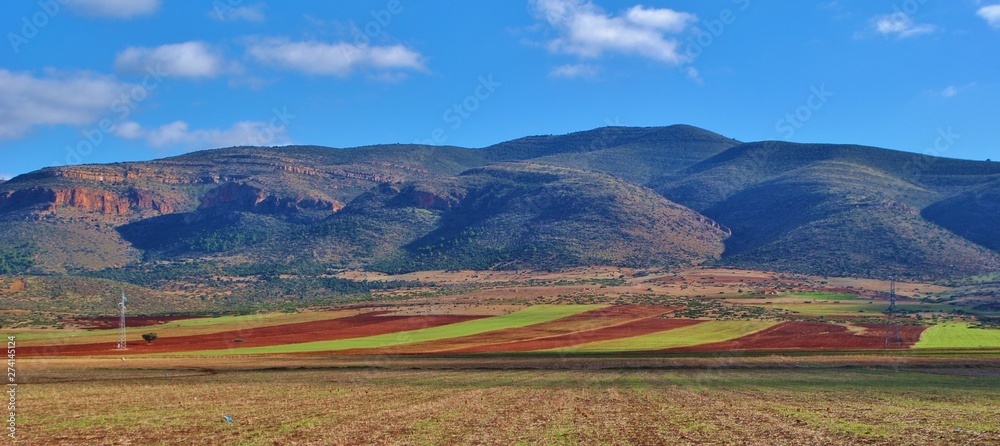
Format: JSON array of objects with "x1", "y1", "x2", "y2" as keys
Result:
[{"x1": 141, "y1": 333, "x2": 158, "y2": 344}]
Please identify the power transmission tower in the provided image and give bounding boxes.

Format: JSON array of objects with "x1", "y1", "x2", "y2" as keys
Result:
[
  {"x1": 116, "y1": 291, "x2": 127, "y2": 350},
  {"x1": 884, "y1": 279, "x2": 902, "y2": 349}
]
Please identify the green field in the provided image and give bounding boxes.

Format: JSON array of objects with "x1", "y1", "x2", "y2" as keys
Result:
[
  {"x1": 550, "y1": 320, "x2": 778, "y2": 353},
  {"x1": 915, "y1": 323, "x2": 1000, "y2": 349},
  {"x1": 11, "y1": 311, "x2": 353, "y2": 345},
  {"x1": 785, "y1": 292, "x2": 863, "y2": 301},
  {"x1": 758, "y1": 302, "x2": 877, "y2": 316},
  {"x1": 179, "y1": 305, "x2": 605, "y2": 356},
  {"x1": 11, "y1": 314, "x2": 273, "y2": 341},
  {"x1": 758, "y1": 301, "x2": 955, "y2": 317},
  {"x1": 726, "y1": 292, "x2": 863, "y2": 302}
]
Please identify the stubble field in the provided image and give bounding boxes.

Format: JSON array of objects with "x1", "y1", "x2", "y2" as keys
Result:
[{"x1": 14, "y1": 357, "x2": 1000, "y2": 445}]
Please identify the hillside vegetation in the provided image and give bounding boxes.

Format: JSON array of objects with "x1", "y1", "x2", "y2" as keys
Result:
[{"x1": 1, "y1": 125, "x2": 997, "y2": 290}]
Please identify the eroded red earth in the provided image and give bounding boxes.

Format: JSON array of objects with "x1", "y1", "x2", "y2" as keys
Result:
[{"x1": 666, "y1": 321, "x2": 926, "y2": 352}]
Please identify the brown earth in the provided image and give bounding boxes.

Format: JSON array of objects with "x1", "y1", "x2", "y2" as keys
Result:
[
  {"x1": 0, "y1": 278, "x2": 27, "y2": 293},
  {"x1": 443, "y1": 318, "x2": 705, "y2": 354},
  {"x1": 666, "y1": 321, "x2": 927, "y2": 352},
  {"x1": 19, "y1": 312, "x2": 932, "y2": 358},
  {"x1": 336, "y1": 305, "x2": 676, "y2": 355},
  {"x1": 20, "y1": 313, "x2": 484, "y2": 357}
]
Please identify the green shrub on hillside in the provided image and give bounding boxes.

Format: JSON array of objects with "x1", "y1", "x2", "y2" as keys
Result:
[{"x1": 0, "y1": 243, "x2": 37, "y2": 275}]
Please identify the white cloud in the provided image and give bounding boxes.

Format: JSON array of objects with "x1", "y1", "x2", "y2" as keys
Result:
[
  {"x1": 113, "y1": 121, "x2": 144, "y2": 139},
  {"x1": 531, "y1": 0, "x2": 696, "y2": 64},
  {"x1": 624, "y1": 5, "x2": 693, "y2": 32},
  {"x1": 246, "y1": 38, "x2": 426, "y2": 77},
  {"x1": 978, "y1": 5, "x2": 1000, "y2": 29},
  {"x1": 115, "y1": 41, "x2": 231, "y2": 79},
  {"x1": 934, "y1": 83, "x2": 975, "y2": 99},
  {"x1": 68, "y1": 0, "x2": 160, "y2": 19},
  {"x1": 685, "y1": 66, "x2": 702, "y2": 83},
  {"x1": 0, "y1": 173, "x2": 13, "y2": 181},
  {"x1": 550, "y1": 63, "x2": 599, "y2": 79},
  {"x1": 868, "y1": 13, "x2": 936, "y2": 39},
  {"x1": 211, "y1": 2, "x2": 266, "y2": 22},
  {"x1": 114, "y1": 120, "x2": 290, "y2": 149},
  {"x1": 0, "y1": 69, "x2": 133, "y2": 141}
]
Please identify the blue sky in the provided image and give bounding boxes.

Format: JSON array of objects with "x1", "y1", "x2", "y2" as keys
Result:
[{"x1": 1, "y1": 0, "x2": 999, "y2": 180}]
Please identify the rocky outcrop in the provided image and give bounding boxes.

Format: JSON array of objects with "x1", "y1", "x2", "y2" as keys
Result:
[
  {"x1": 52, "y1": 188, "x2": 130, "y2": 214},
  {"x1": 127, "y1": 189, "x2": 175, "y2": 213},
  {"x1": 198, "y1": 182, "x2": 344, "y2": 214},
  {"x1": 27, "y1": 162, "x2": 406, "y2": 187},
  {"x1": 406, "y1": 186, "x2": 465, "y2": 211},
  {"x1": 277, "y1": 164, "x2": 321, "y2": 176},
  {"x1": 21, "y1": 165, "x2": 237, "y2": 186},
  {"x1": 0, "y1": 187, "x2": 175, "y2": 215}
]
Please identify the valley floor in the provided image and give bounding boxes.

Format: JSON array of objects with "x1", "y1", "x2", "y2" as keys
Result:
[
  {"x1": 6, "y1": 267, "x2": 1000, "y2": 444},
  {"x1": 14, "y1": 357, "x2": 1000, "y2": 445}
]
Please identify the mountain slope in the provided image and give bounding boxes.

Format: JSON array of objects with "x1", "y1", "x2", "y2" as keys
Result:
[
  {"x1": 485, "y1": 125, "x2": 741, "y2": 184},
  {"x1": 656, "y1": 142, "x2": 1000, "y2": 279},
  {"x1": 708, "y1": 161, "x2": 999, "y2": 278},
  {"x1": 317, "y1": 163, "x2": 729, "y2": 272},
  {"x1": 657, "y1": 141, "x2": 1000, "y2": 211},
  {"x1": 0, "y1": 144, "x2": 486, "y2": 271},
  {"x1": 1, "y1": 126, "x2": 997, "y2": 281},
  {"x1": 922, "y1": 179, "x2": 1000, "y2": 252}
]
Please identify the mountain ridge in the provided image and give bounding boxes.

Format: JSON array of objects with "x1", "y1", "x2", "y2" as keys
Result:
[{"x1": 1, "y1": 125, "x2": 997, "y2": 280}]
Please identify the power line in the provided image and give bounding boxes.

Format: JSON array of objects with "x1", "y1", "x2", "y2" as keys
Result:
[
  {"x1": 116, "y1": 291, "x2": 127, "y2": 350},
  {"x1": 884, "y1": 279, "x2": 902, "y2": 349}
]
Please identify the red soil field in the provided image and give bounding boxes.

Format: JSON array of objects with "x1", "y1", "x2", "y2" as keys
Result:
[
  {"x1": 20, "y1": 314, "x2": 485, "y2": 357},
  {"x1": 336, "y1": 306, "x2": 695, "y2": 355},
  {"x1": 23, "y1": 311, "x2": 926, "y2": 357},
  {"x1": 664, "y1": 322, "x2": 927, "y2": 352},
  {"x1": 444, "y1": 318, "x2": 705, "y2": 354}
]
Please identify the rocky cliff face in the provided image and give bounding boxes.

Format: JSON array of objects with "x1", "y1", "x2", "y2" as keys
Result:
[
  {"x1": 20, "y1": 165, "x2": 200, "y2": 185},
  {"x1": 0, "y1": 187, "x2": 175, "y2": 215},
  {"x1": 198, "y1": 182, "x2": 343, "y2": 214}
]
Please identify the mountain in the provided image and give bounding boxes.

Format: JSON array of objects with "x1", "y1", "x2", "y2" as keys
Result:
[
  {"x1": 921, "y1": 179, "x2": 1000, "y2": 252},
  {"x1": 335, "y1": 163, "x2": 729, "y2": 272},
  {"x1": 656, "y1": 141, "x2": 1000, "y2": 279},
  {"x1": 483, "y1": 124, "x2": 741, "y2": 184},
  {"x1": 0, "y1": 144, "x2": 486, "y2": 272},
  {"x1": 1, "y1": 125, "x2": 998, "y2": 281}
]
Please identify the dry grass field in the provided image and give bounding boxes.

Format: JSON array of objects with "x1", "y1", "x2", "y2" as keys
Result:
[{"x1": 13, "y1": 357, "x2": 1000, "y2": 445}]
